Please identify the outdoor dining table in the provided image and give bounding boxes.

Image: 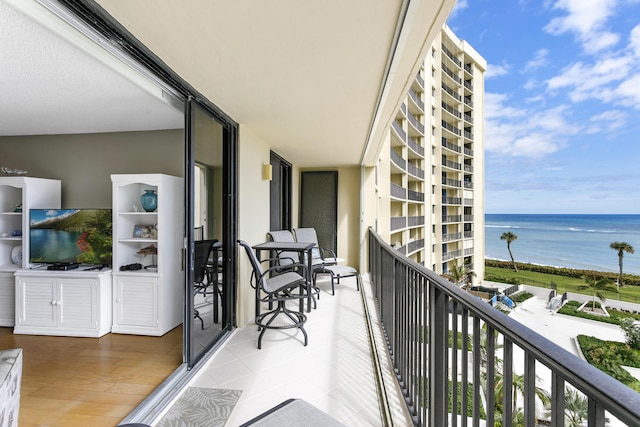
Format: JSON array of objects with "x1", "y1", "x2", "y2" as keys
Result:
[{"x1": 251, "y1": 241, "x2": 315, "y2": 317}]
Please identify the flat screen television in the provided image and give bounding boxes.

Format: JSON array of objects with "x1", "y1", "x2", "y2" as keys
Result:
[{"x1": 29, "y1": 209, "x2": 112, "y2": 266}]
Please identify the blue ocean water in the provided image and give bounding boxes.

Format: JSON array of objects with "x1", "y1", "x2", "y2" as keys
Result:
[{"x1": 485, "y1": 214, "x2": 640, "y2": 275}]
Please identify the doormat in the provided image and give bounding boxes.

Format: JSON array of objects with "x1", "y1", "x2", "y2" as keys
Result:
[{"x1": 156, "y1": 387, "x2": 242, "y2": 427}]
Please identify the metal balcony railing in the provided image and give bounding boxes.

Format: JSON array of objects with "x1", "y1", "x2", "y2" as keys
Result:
[
  {"x1": 442, "y1": 232, "x2": 461, "y2": 242},
  {"x1": 407, "y1": 189, "x2": 424, "y2": 202},
  {"x1": 407, "y1": 163, "x2": 425, "y2": 179},
  {"x1": 407, "y1": 239, "x2": 424, "y2": 254},
  {"x1": 390, "y1": 148, "x2": 406, "y2": 170},
  {"x1": 442, "y1": 158, "x2": 461, "y2": 170},
  {"x1": 407, "y1": 137, "x2": 425, "y2": 156},
  {"x1": 442, "y1": 138, "x2": 461, "y2": 153},
  {"x1": 442, "y1": 196, "x2": 462, "y2": 205},
  {"x1": 442, "y1": 177, "x2": 461, "y2": 187},
  {"x1": 442, "y1": 214, "x2": 462, "y2": 223},
  {"x1": 442, "y1": 63, "x2": 461, "y2": 84},
  {"x1": 408, "y1": 112, "x2": 425, "y2": 134},
  {"x1": 442, "y1": 83, "x2": 461, "y2": 101},
  {"x1": 407, "y1": 216, "x2": 425, "y2": 227},
  {"x1": 442, "y1": 44, "x2": 462, "y2": 67},
  {"x1": 409, "y1": 88, "x2": 425, "y2": 111},
  {"x1": 415, "y1": 73, "x2": 424, "y2": 88},
  {"x1": 392, "y1": 120, "x2": 406, "y2": 142},
  {"x1": 390, "y1": 182, "x2": 407, "y2": 200},
  {"x1": 368, "y1": 229, "x2": 640, "y2": 426},
  {"x1": 442, "y1": 120, "x2": 461, "y2": 136},
  {"x1": 464, "y1": 147, "x2": 474, "y2": 156},
  {"x1": 390, "y1": 216, "x2": 406, "y2": 231},
  {"x1": 441, "y1": 101, "x2": 461, "y2": 119}
]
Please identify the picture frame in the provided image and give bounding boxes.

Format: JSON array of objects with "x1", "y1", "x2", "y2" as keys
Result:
[{"x1": 133, "y1": 224, "x2": 157, "y2": 239}]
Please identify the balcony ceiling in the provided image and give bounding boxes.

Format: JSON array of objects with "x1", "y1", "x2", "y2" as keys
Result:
[{"x1": 2, "y1": 0, "x2": 454, "y2": 167}]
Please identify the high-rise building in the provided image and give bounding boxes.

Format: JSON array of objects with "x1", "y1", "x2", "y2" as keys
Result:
[{"x1": 375, "y1": 24, "x2": 486, "y2": 283}]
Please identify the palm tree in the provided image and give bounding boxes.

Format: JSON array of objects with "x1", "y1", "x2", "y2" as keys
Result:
[
  {"x1": 446, "y1": 261, "x2": 476, "y2": 288},
  {"x1": 564, "y1": 387, "x2": 588, "y2": 427},
  {"x1": 500, "y1": 232, "x2": 518, "y2": 272},
  {"x1": 610, "y1": 241, "x2": 634, "y2": 291},
  {"x1": 578, "y1": 274, "x2": 614, "y2": 312}
]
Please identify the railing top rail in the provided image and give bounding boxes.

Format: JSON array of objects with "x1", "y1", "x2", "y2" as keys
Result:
[{"x1": 368, "y1": 228, "x2": 640, "y2": 424}]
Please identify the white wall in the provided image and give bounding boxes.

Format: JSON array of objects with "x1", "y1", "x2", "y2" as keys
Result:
[{"x1": 236, "y1": 125, "x2": 272, "y2": 327}]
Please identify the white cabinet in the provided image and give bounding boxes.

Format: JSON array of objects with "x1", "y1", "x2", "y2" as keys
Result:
[
  {"x1": 0, "y1": 273, "x2": 14, "y2": 327},
  {"x1": 0, "y1": 177, "x2": 61, "y2": 271},
  {"x1": 0, "y1": 177, "x2": 60, "y2": 327},
  {"x1": 14, "y1": 269, "x2": 112, "y2": 337},
  {"x1": 111, "y1": 174, "x2": 183, "y2": 336}
]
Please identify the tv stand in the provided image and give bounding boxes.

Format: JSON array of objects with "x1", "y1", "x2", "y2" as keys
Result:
[{"x1": 14, "y1": 269, "x2": 112, "y2": 337}]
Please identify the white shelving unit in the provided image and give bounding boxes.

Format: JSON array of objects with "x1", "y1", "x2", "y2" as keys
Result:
[
  {"x1": 0, "y1": 177, "x2": 61, "y2": 327},
  {"x1": 110, "y1": 174, "x2": 183, "y2": 336}
]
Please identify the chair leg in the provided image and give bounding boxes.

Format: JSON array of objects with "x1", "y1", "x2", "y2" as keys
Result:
[{"x1": 194, "y1": 309, "x2": 204, "y2": 329}]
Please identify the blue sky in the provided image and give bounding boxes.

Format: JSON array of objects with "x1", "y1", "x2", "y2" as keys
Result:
[{"x1": 447, "y1": 0, "x2": 640, "y2": 214}]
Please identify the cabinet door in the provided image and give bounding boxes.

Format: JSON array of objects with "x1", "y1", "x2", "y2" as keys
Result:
[
  {"x1": 58, "y1": 278, "x2": 97, "y2": 330},
  {"x1": 114, "y1": 275, "x2": 158, "y2": 328},
  {"x1": 16, "y1": 277, "x2": 56, "y2": 327},
  {"x1": 0, "y1": 273, "x2": 15, "y2": 326}
]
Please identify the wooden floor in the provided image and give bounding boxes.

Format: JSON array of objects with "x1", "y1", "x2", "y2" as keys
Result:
[{"x1": 0, "y1": 326, "x2": 183, "y2": 427}]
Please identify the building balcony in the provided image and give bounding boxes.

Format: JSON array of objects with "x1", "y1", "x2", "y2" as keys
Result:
[
  {"x1": 407, "y1": 112, "x2": 425, "y2": 134},
  {"x1": 441, "y1": 82, "x2": 462, "y2": 102},
  {"x1": 441, "y1": 63, "x2": 461, "y2": 84},
  {"x1": 407, "y1": 189, "x2": 425, "y2": 202},
  {"x1": 390, "y1": 216, "x2": 407, "y2": 231},
  {"x1": 464, "y1": 198, "x2": 474, "y2": 206},
  {"x1": 442, "y1": 120, "x2": 461, "y2": 136},
  {"x1": 390, "y1": 182, "x2": 407, "y2": 200},
  {"x1": 390, "y1": 148, "x2": 406, "y2": 171},
  {"x1": 443, "y1": 248, "x2": 462, "y2": 261},
  {"x1": 442, "y1": 214, "x2": 462, "y2": 223},
  {"x1": 464, "y1": 146, "x2": 474, "y2": 156},
  {"x1": 464, "y1": 230, "x2": 474, "y2": 238},
  {"x1": 407, "y1": 238, "x2": 425, "y2": 254},
  {"x1": 407, "y1": 163, "x2": 425, "y2": 179},
  {"x1": 442, "y1": 232, "x2": 462, "y2": 242},
  {"x1": 391, "y1": 120, "x2": 406, "y2": 142},
  {"x1": 442, "y1": 43, "x2": 462, "y2": 67},
  {"x1": 408, "y1": 88, "x2": 425, "y2": 111},
  {"x1": 407, "y1": 215, "x2": 425, "y2": 227},
  {"x1": 441, "y1": 101, "x2": 461, "y2": 119},
  {"x1": 464, "y1": 214, "x2": 474, "y2": 221},
  {"x1": 407, "y1": 137, "x2": 425, "y2": 157},
  {"x1": 442, "y1": 157, "x2": 461, "y2": 171},
  {"x1": 464, "y1": 181, "x2": 473, "y2": 189},
  {"x1": 442, "y1": 177, "x2": 462, "y2": 188},
  {"x1": 464, "y1": 163, "x2": 473, "y2": 173},
  {"x1": 442, "y1": 196, "x2": 462, "y2": 205},
  {"x1": 156, "y1": 232, "x2": 640, "y2": 426},
  {"x1": 415, "y1": 72, "x2": 425, "y2": 88},
  {"x1": 442, "y1": 137, "x2": 462, "y2": 153}
]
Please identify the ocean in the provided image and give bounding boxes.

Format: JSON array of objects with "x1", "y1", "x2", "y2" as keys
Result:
[{"x1": 484, "y1": 214, "x2": 640, "y2": 275}]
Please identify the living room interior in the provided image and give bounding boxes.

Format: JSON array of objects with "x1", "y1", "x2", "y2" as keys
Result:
[{"x1": 0, "y1": 1, "x2": 228, "y2": 422}]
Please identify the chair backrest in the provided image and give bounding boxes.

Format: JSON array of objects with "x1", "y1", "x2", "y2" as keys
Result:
[
  {"x1": 194, "y1": 239, "x2": 215, "y2": 283},
  {"x1": 238, "y1": 240, "x2": 266, "y2": 289},
  {"x1": 267, "y1": 230, "x2": 299, "y2": 265},
  {"x1": 293, "y1": 228, "x2": 321, "y2": 259}
]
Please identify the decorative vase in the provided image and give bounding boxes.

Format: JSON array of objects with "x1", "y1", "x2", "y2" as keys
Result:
[{"x1": 140, "y1": 190, "x2": 158, "y2": 212}]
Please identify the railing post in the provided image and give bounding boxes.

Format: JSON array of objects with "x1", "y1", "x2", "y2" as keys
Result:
[{"x1": 429, "y1": 281, "x2": 447, "y2": 426}]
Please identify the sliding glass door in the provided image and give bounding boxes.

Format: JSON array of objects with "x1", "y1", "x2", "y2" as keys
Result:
[{"x1": 185, "y1": 98, "x2": 237, "y2": 366}]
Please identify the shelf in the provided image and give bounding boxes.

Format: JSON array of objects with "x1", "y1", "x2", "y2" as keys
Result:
[
  {"x1": 118, "y1": 238, "x2": 158, "y2": 243},
  {"x1": 0, "y1": 237, "x2": 21, "y2": 241}
]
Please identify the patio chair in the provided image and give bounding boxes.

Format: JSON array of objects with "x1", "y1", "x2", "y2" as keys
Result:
[
  {"x1": 292, "y1": 227, "x2": 338, "y2": 267},
  {"x1": 238, "y1": 240, "x2": 309, "y2": 349},
  {"x1": 193, "y1": 239, "x2": 216, "y2": 329},
  {"x1": 314, "y1": 264, "x2": 361, "y2": 295},
  {"x1": 267, "y1": 230, "x2": 300, "y2": 270}
]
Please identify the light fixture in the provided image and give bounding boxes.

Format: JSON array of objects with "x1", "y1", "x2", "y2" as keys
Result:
[{"x1": 262, "y1": 164, "x2": 272, "y2": 181}]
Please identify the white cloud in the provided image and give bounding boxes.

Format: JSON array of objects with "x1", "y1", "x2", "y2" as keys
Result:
[
  {"x1": 546, "y1": 56, "x2": 634, "y2": 102},
  {"x1": 629, "y1": 24, "x2": 640, "y2": 58},
  {"x1": 448, "y1": 0, "x2": 469, "y2": 19},
  {"x1": 589, "y1": 110, "x2": 627, "y2": 131},
  {"x1": 523, "y1": 49, "x2": 550, "y2": 73},
  {"x1": 544, "y1": 0, "x2": 620, "y2": 53},
  {"x1": 486, "y1": 62, "x2": 510, "y2": 79},
  {"x1": 484, "y1": 93, "x2": 573, "y2": 159}
]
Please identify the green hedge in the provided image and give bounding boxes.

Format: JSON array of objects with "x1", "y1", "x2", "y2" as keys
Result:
[
  {"x1": 486, "y1": 259, "x2": 640, "y2": 286},
  {"x1": 577, "y1": 335, "x2": 640, "y2": 392}
]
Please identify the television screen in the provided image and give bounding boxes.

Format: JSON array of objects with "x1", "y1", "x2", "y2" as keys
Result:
[{"x1": 29, "y1": 209, "x2": 112, "y2": 265}]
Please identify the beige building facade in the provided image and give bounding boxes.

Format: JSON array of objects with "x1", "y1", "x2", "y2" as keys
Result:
[{"x1": 367, "y1": 25, "x2": 486, "y2": 283}]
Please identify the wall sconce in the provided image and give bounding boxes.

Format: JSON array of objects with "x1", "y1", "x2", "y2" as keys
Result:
[{"x1": 262, "y1": 164, "x2": 272, "y2": 181}]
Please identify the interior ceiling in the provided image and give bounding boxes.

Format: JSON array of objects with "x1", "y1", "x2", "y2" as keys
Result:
[
  {"x1": 0, "y1": 1, "x2": 183, "y2": 137},
  {"x1": 2, "y1": 0, "x2": 454, "y2": 167}
]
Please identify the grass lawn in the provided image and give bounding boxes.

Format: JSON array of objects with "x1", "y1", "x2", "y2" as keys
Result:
[{"x1": 485, "y1": 265, "x2": 640, "y2": 305}]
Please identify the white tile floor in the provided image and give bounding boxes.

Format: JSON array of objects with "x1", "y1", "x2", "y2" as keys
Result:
[{"x1": 187, "y1": 274, "x2": 385, "y2": 426}]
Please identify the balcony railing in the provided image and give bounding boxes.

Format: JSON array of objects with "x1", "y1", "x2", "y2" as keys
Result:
[
  {"x1": 464, "y1": 230, "x2": 474, "y2": 238},
  {"x1": 407, "y1": 216, "x2": 425, "y2": 227},
  {"x1": 407, "y1": 189, "x2": 424, "y2": 202},
  {"x1": 368, "y1": 229, "x2": 640, "y2": 426},
  {"x1": 442, "y1": 158, "x2": 461, "y2": 170},
  {"x1": 442, "y1": 177, "x2": 461, "y2": 187},
  {"x1": 407, "y1": 137, "x2": 425, "y2": 156},
  {"x1": 392, "y1": 120, "x2": 406, "y2": 141},
  {"x1": 390, "y1": 148, "x2": 406, "y2": 170},
  {"x1": 442, "y1": 249, "x2": 462, "y2": 261},
  {"x1": 441, "y1": 63, "x2": 461, "y2": 84},
  {"x1": 463, "y1": 198, "x2": 473, "y2": 206},
  {"x1": 442, "y1": 120, "x2": 461, "y2": 136},
  {"x1": 390, "y1": 182, "x2": 406, "y2": 200},
  {"x1": 415, "y1": 72, "x2": 424, "y2": 88},
  {"x1": 442, "y1": 44, "x2": 462, "y2": 67},
  {"x1": 442, "y1": 196, "x2": 461, "y2": 205},
  {"x1": 409, "y1": 88, "x2": 425, "y2": 111},
  {"x1": 464, "y1": 181, "x2": 473, "y2": 189},
  {"x1": 441, "y1": 83, "x2": 461, "y2": 101},
  {"x1": 407, "y1": 163, "x2": 425, "y2": 179},
  {"x1": 463, "y1": 164, "x2": 473, "y2": 173},
  {"x1": 464, "y1": 147, "x2": 474, "y2": 156},
  {"x1": 442, "y1": 232, "x2": 462, "y2": 242},
  {"x1": 441, "y1": 101, "x2": 461, "y2": 119},
  {"x1": 407, "y1": 239, "x2": 425, "y2": 254},
  {"x1": 442, "y1": 214, "x2": 462, "y2": 223},
  {"x1": 408, "y1": 112, "x2": 425, "y2": 134},
  {"x1": 390, "y1": 216, "x2": 406, "y2": 231},
  {"x1": 442, "y1": 137, "x2": 461, "y2": 153}
]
